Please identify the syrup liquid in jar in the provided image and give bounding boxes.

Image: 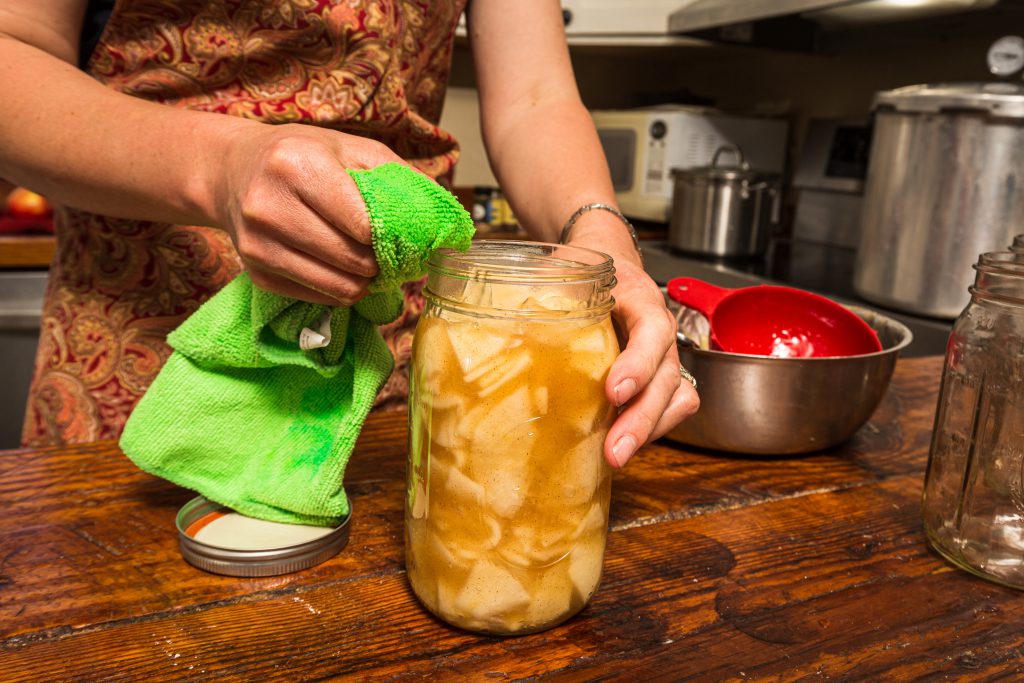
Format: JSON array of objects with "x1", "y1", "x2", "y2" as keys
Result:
[{"x1": 405, "y1": 241, "x2": 618, "y2": 635}]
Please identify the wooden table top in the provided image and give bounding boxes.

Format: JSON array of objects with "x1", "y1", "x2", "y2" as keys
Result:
[{"x1": 2, "y1": 355, "x2": 1022, "y2": 681}]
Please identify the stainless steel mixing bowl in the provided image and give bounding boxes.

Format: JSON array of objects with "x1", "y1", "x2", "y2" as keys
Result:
[{"x1": 664, "y1": 302, "x2": 914, "y2": 455}]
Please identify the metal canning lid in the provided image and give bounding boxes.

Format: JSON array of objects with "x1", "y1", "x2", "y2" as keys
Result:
[
  {"x1": 176, "y1": 496, "x2": 351, "y2": 577},
  {"x1": 874, "y1": 82, "x2": 1024, "y2": 118}
]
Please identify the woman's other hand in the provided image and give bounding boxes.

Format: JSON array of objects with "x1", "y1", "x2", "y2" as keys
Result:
[
  {"x1": 601, "y1": 256, "x2": 700, "y2": 468},
  {"x1": 214, "y1": 123, "x2": 408, "y2": 305},
  {"x1": 564, "y1": 219, "x2": 699, "y2": 468}
]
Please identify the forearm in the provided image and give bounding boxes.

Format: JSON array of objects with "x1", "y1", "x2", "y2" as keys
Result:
[
  {"x1": 481, "y1": 97, "x2": 641, "y2": 264},
  {"x1": 483, "y1": 95, "x2": 611, "y2": 233},
  {"x1": 468, "y1": 0, "x2": 638, "y2": 266},
  {"x1": 0, "y1": 35, "x2": 252, "y2": 225}
]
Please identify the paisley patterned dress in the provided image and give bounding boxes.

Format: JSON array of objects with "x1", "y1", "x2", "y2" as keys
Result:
[{"x1": 22, "y1": 0, "x2": 467, "y2": 446}]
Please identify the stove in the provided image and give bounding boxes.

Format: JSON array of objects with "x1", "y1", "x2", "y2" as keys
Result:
[{"x1": 642, "y1": 238, "x2": 952, "y2": 358}]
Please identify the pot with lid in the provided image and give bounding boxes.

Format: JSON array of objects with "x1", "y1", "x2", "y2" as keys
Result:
[
  {"x1": 854, "y1": 82, "x2": 1024, "y2": 319},
  {"x1": 668, "y1": 145, "x2": 782, "y2": 258}
]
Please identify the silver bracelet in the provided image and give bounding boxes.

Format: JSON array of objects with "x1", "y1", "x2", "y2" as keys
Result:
[{"x1": 558, "y1": 203, "x2": 642, "y2": 260}]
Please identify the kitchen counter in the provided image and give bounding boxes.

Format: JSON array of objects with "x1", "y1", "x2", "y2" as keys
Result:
[
  {"x1": 2, "y1": 356, "x2": 1023, "y2": 680},
  {"x1": 0, "y1": 235, "x2": 54, "y2": 268}
]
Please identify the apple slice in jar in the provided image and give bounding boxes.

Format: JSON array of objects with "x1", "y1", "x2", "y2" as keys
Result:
[
  {"x1": 525, "y1": 565, "x2": 575, "y2": 627},
  {"x1": 445, "y1": 319, "x2": 519, "y2": 378},
  {"x1": 568, "y1": 319, "x2": 619, "y2": 381},
  {"x1": 497, "y1": 523, "x2": 574, "y2": 568},
  {"x1": 451, "y1": 559, "x2": 532, "y2": 625},
  {"x1": 553, "y1": 430, "x2": 607, "y2": 506},
  {"x1": 569, "y1": 539, "x2": 606, "y2": 603}
]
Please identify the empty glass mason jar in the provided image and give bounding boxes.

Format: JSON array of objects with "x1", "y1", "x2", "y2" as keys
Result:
[
  {"x1": 923, "y1": 251, "x2": 1024, "y2": 589},
  {"x1": 405, "y1": 241, "x2": 619, "y2": 635}
]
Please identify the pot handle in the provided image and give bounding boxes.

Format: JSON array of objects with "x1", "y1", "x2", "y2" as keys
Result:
[
  {"x1": 768, "y1": 184, "x2": 782, "y2": 225},
  {"x1": 711, "y1": 144, "x2": 748, "y2": 170},
  {"x1": 667, "y1": 277, "x2": 732, "y2": 318},
  {"x1": 741, "y1": 181, "x2": 782, "y2": 222}
]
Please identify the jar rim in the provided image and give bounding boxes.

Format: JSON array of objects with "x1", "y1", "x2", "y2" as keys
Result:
[
  {"x1": 427, "y1": 240, "x2": 615, "y2": 285},
  {"x1": 976, "y1": 251, "x2": 1024, "y2": 275},
  {"x1": 971, "y1": 251, "x2": 1024, "y2": 307},
  {"x1": 425, "y1": 240, "x2": 617, "y2": 319}
]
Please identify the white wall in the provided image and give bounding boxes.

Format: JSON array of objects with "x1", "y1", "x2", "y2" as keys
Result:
[{"x1": 439, "y1": 87, "x2": 497, "y2": 188}]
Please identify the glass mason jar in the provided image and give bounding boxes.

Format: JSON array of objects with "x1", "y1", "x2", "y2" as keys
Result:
[
  {"x1": 923, "y1": 252, "x2": 1024, "y2": 589},
  {"x1": 405, "y1": 240, "x2": 619, "y2": 635}
]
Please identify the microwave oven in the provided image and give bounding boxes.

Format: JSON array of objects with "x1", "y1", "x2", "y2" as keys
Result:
[{"x1": 592, "y1": 106, "x2": 789, "y2": 223}]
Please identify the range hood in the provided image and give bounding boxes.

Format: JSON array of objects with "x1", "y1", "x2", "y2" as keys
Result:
[{"x1": 668, "y1": 0, "x2": 998, "y2": 33}]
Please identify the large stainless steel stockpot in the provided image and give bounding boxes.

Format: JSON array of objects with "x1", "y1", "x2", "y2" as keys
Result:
[
  {"x1": 668, "y1": 145, "x2": 781, "y2": 258},
  {"x1": 854, "y1": 83, "x2": 1024, "y2": 319}
]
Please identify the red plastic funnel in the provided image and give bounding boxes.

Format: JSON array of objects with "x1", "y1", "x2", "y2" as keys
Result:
[{"x1": 667, "y1": 277, "x2": 882, "y2": 358}]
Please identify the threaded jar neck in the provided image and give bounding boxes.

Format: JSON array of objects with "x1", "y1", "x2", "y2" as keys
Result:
[
  {"x1": 425, "y1": 240, "x2": 617, "y2": 319},
  {"x1": 971, "y1": 251, "x2": 1024, "y2": 308}
]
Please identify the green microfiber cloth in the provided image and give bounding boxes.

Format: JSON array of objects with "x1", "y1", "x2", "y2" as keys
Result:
[{"x1": 120, "y1": 163, "x2": 474, "y2": 526}]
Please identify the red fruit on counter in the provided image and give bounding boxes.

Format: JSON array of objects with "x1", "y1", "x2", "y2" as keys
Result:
[{"x1": 5, "y1": 187, "x2": 53, "y2": 219}]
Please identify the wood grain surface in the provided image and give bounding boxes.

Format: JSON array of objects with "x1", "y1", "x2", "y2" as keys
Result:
[
  {"x1": 0, "y1": 235, "x2": 54, "y2": 268},
  {"x1": 2, "y1": 355, "x2": 1023, "y2": 681}
]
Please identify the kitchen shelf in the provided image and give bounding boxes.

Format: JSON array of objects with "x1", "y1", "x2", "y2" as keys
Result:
[{"x1": 0, "y1": 235, "x2": 55, "y2": 268}]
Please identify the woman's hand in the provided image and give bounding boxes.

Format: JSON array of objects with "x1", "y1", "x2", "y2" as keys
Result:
[
  {"x1": 602, "y1": 258, "x2": 700, "y2": 468},
  {"x1": 565, "y1": 221, "x2": 700, "y2": 469},
  {"x1": 213, "y1": 123, "x2": 408, "y2": 305}
]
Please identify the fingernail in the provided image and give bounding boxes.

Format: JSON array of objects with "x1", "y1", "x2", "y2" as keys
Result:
[
  {"x1": 611, "y1": 434, "x2": 638, "y2": 468},
  {"x1": 613, "y1": 378, "x2": 638, "y2": 406}
]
